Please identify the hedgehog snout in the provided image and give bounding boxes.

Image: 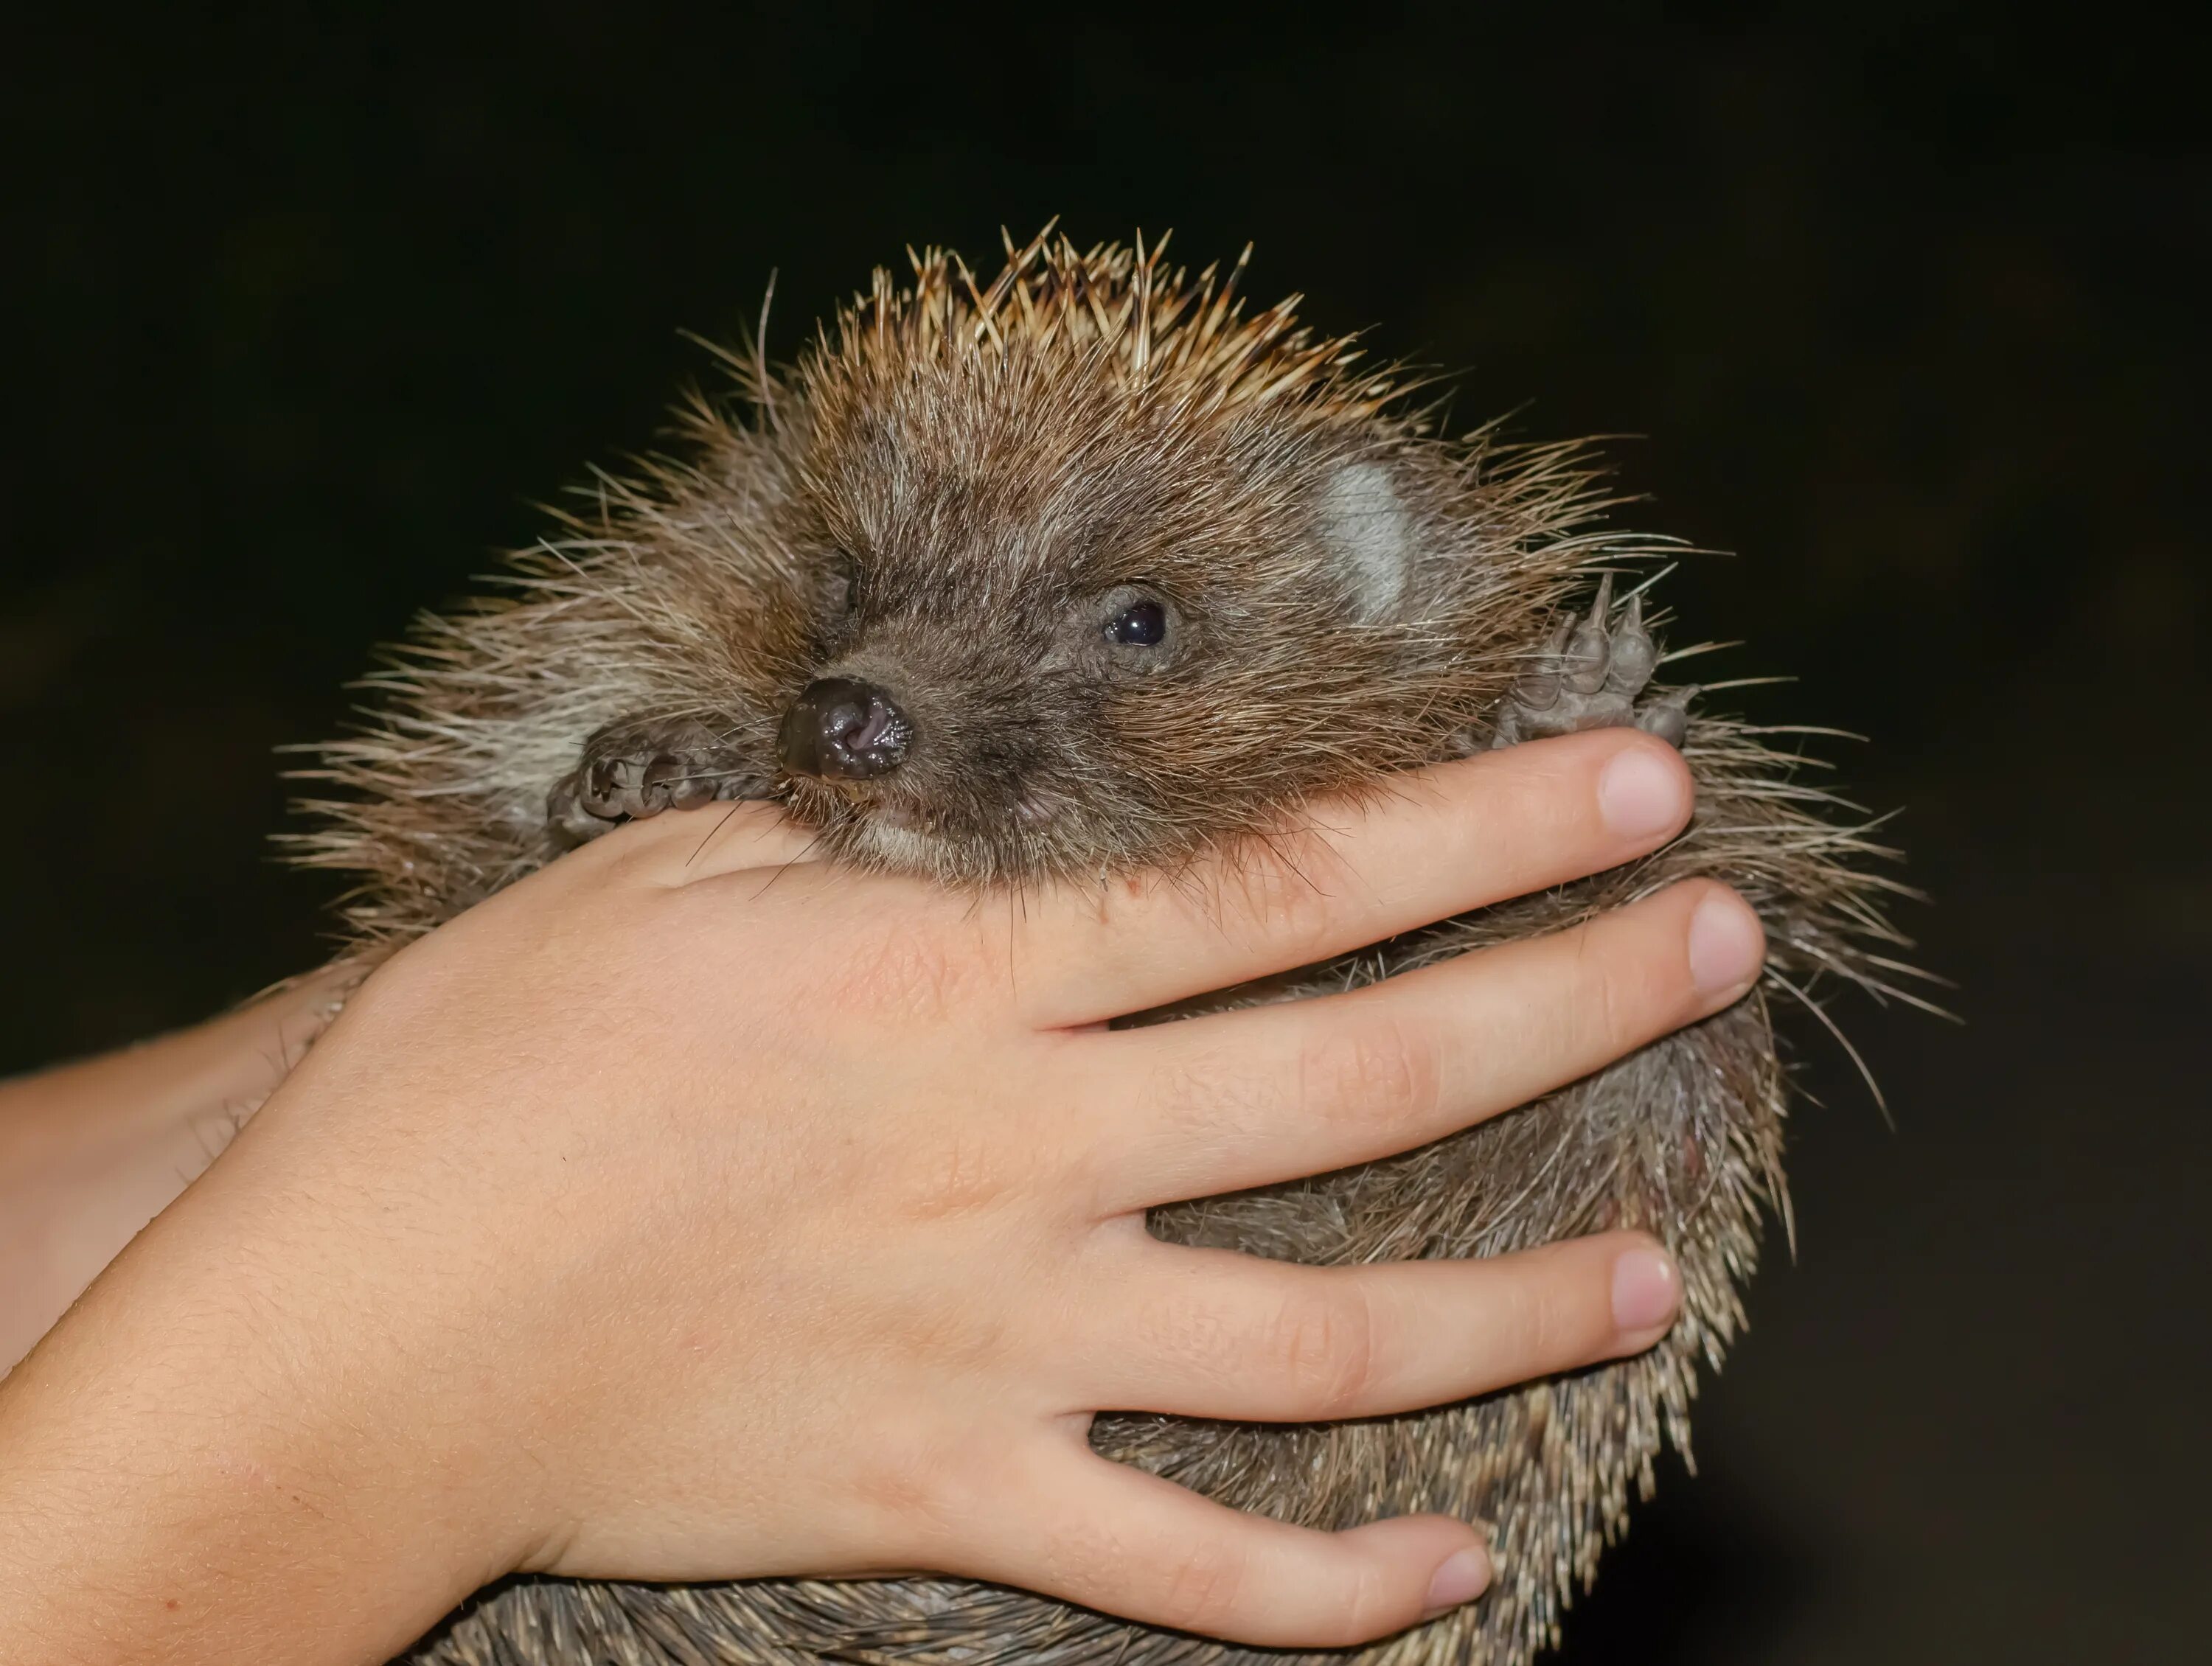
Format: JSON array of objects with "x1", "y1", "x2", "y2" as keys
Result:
[{"x1": 778, "y1": 677, "x2": 912, "y2": 779}]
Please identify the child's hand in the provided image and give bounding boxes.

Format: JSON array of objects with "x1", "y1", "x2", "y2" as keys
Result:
[{"x1": 0, "y1": 728, "x2": 1761, "y2": 1666}]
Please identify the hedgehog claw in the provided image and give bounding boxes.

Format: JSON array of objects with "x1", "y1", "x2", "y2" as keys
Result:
[
  {"x1": 1635, "y1": 685, "x2": 1697, "y2": 747},
  {"x1": 547, "y1": 717, "x2": 768, "y2": 846},
  {"x1": 1489, "y1": 579, "x2": 1693, "y2": 750},
  {"x1": 1607, "y1": 593, "x2": 1658, "y2": 694},
  {"x1": 1511, "y1": 619, "x2": 1573, "y2": 714},
  {"x1": 1562, "y1": 574, "x2": 1615, "y2": 694}
]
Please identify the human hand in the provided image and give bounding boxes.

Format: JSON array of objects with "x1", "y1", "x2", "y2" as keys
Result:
[{"x1": 0, "y1": 728, "x2": 1763, "y2": 1666}]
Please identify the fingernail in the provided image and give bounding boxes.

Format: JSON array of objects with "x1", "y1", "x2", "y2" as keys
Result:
[
  {"x1": 1598, "y1": 746, "x2": 1689, "y2": 840},
  {"x1": 1421, "y1": 1543, "x2": 1492, "y2": 1617},
  {"x1": 1611, "y1": 1246, "x2": 1682, "y2": 1333},
  {"x1": 1688, "y1": 890, "x2": 1764, "y2": 995}
]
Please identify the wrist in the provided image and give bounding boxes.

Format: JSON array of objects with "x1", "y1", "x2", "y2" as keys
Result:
[
  {"x1": 1, "y1": 972, "x2": 350, "y2": 1376},
  {"x1": 0, "y1": 1073, "x2": 528, "y2": 1665}
]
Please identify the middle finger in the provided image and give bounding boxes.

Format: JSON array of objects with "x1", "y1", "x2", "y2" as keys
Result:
[
  {"x1": 1068, "y1": 1231, "x2": 1683, "y2": 1423},
  {"x1": 1077, "y1": 878, "x2": 1765, "y2": 1213}
]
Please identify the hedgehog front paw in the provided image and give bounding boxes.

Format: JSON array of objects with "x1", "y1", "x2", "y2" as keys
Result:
[
  {"x1": 546, "y1": 717, "x2": 768, "y2": 846},
  {"x1": 1489, "y1": 575, "x2": 1696, "y2": 750}
]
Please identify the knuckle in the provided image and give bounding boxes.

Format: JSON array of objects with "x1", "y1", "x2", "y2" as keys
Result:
[
  {"x1": 1270, "y1": 1284, "x2": 1381, "y2": 1418},
  {"x1": 1335, "y1": 1555, "x2": 1402, "y2": 1645},
  {"x1": 1156, "y1": 1536, "x2": 1251, "y2": 1631},
  {"x1": 899, "y1": 1126, "x2": 1016, "y2": 1221},
  {"x1": 868, "y1": 1261, "x2": 1020, "y2": 1375},
  {"x1": 1517, "y1": 1280, "x2": 1567, "y2": 1363},
  {"x1": 847, "y1": 1428, "x2": 964, "y2": 1541},
  {"x1": 1563, "y1": 923, "x2": 1647, "y2": 1062},
  {"x1": 1590, "y1": 950, "x2": 1635, "y2": 1052},
  {"x1": 1050, "y1": 1129, "x2": 1129, "y2": 1225},
  {"x1": 1503, "y1": 1255, "x2": 1603, "y2": 1367}
]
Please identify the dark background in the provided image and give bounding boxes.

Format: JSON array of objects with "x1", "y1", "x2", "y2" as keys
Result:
[{"x1": 4, "y1": 4, "x2": 2205, "y2": 1661}]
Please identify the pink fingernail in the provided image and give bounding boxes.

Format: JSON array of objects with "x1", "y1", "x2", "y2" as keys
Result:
[
  {"x1": 1611, "y1": 1246, "x2": 1682, "y2": 1332},
  {"x1": 1598, "y1": 746, "x2": 1689, "y2": 840},
  {"x1": 1688, "y1": 891, "x2": 1765, "y2": 995},
  {"x1": 1421, "y1": 1544, "x2": 1492, "y2": 1617}
]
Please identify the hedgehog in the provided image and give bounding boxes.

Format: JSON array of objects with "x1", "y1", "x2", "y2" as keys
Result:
[{"x1": 291, "y1": 226, "x2": 1917, "y2": 1666}]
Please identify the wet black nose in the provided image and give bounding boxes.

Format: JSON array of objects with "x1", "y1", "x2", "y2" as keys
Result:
[{"x1": 778, "y1": 677, "x2": 912, "y2": 779}]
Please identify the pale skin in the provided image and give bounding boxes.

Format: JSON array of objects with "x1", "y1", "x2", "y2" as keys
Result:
[{"x1": 0, "y1": 729, "x2": 1765, "y2": 1665}]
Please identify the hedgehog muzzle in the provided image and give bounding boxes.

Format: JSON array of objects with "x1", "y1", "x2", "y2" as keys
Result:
[{"x1": 778, "y1": 677, "x2": 912, "y2": 779}]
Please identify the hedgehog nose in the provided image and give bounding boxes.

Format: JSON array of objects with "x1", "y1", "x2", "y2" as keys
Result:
[{"x1": 779, "y1": 677, "x2": 912, "y2": 779}]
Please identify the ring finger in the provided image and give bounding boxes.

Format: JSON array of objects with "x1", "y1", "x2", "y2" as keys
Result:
[{"x1": 1067, "y1": 1233, "x2": 1681, "y2": 1422}]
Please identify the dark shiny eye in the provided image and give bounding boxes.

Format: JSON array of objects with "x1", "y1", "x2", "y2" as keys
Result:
[
  {"x1": 1105, "y1": 600, "x2": 1166, "y2": 647},
  {"x1": 827, "y1": 551, "x2": 860, "y2": 616}
]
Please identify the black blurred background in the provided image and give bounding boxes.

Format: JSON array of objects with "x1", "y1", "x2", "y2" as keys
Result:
[{"x1": 4, "y1": 4, "x2": 2205, "y2": 1660}]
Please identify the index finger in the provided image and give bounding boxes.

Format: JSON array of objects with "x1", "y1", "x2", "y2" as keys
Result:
[{"x1": 1012, "y1": 728, "x2": 1692, "y2": 1030}]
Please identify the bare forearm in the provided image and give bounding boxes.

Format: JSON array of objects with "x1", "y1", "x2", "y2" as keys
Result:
[
  {"x1": 0, "y1": 972, "x2": 348, "y2": 1375},
  {"x1": 0, "y1": 1101, "x2": 510, "y2": 1666}
]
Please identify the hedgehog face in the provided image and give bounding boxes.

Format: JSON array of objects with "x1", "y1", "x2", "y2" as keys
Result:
[
  {"x1": 771, "y1": 369, "x2": 1443, "y2": 884},
  {"x1": 525, "y1": 232, "x2": 1581, "y2": 888},
  {"x1": 775, "y1": 557, "x2": 1205, "y2": 879}
]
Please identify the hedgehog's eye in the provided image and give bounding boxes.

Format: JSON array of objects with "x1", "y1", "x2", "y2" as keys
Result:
[
  {"x1": 1078, "y1": 584, "x2": 1178, "y2": 671},
  {"x1": 826, "y1": 551, "x2": 860, "y2": 616},
  {"x1": 1105, "y1": 599, "x2": 1166, "y2": 647},
  {"x1": 815, "y1": 552, "x2": 862, "y2": 652}
]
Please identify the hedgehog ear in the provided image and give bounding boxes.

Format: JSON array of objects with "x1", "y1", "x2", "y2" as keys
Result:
[{"x1": 1318, "y1": 460, "x2": 1419, "y2": 621}]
